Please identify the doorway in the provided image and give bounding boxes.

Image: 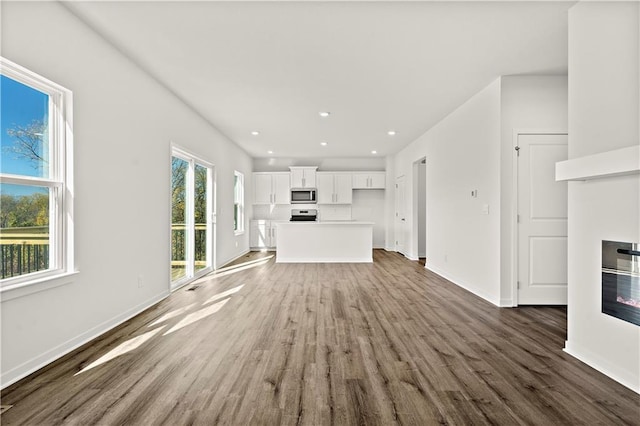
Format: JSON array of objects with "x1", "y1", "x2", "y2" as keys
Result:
[
  {"x1": 171, "y1": 146, "x2": 215, "y2": 290},
  {"x1": 412, "y1": 157, "x2": 427, "y2": 263},
  {"x1": 395, "y1": 175, "x2": 406, "y2": 255},
  {"x1": 515, "y1": 132, "x2": 568, "y2": 305}
]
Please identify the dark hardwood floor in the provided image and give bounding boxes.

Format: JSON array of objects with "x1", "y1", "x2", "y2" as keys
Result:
[{"x1": 2, "y1": 250, "x2": 639, "y2": 425}]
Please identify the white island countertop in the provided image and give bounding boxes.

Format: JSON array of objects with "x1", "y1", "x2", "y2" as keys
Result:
[{"x1": 276, "y1": 221, "x2": 374, "y2": 263}]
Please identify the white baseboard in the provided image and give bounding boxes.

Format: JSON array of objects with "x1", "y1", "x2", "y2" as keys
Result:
[
  {"x1": 216, "y1": 249, "x2": 250, "y2": 269},
  {"x1": 1, "y1": 291, "x2": 169, "y2": 389},
  {"x1": 564, "y1": 340, "x2": 640, "y2": 394},
  {"x1": 424, "y1": 263, "x2": 500, "y2": 307}
]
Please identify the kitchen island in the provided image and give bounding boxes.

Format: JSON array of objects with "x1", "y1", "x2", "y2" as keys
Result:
[{"x1": 276, "y1": 221, "x2": 374, "y2": 263}]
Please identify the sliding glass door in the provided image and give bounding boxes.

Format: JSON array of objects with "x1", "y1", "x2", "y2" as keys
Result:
[{"x1": 171, "y1": 148, "x2": 213, "y2": 289}]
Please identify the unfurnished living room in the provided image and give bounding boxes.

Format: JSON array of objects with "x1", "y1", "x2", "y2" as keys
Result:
[{"x1": 1, "y1": 1, "x2": 639, "y2": 425}]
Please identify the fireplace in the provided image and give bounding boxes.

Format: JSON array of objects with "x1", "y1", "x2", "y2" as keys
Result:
[{"x1": 602, "y1": 240, "x2": 640, "y2": 326}]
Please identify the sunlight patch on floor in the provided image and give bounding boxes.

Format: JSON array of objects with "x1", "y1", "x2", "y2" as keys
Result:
[
  {"x1": 215, "y1": 255, "x2": 274, "y2": 273},
  {"x1": 148, "y1": 303, "x2": 197, "y2": 327},
  {"x1": 163, "y1": 299, "x2": 229, "y2": 335},
  {"x1": 209, "y1": 259, "x2": 270, "y2": 279},
  {"x1": 74, "y1": 326, "x2": 165, "y2": 376},
  {"x1": 191, "y1": 255, "x2": 273, "y2": 285},
  {"x1": 204, "y1": 285, "x2": 244, "y2": 305}
]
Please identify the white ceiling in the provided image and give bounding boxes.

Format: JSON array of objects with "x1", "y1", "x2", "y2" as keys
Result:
[{"x1": 65, "y1": 1, "x2": 572, "y2": 159}]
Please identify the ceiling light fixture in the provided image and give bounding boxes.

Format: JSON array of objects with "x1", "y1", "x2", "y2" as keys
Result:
[
  {"x1": 371, "y1": 150, "x2": 377, "y2": 155},
  {"x1": 320, "y1": 142, "x2": 328, "y2": 146},
  {"x1": 319, "y1": 111, "x2": 330, "y2": 118},
  {"x1": 387, "y1": 130, "x2": 396, "y2": 136},
  {"x1": 267, "y1": 150, "x2": 273, "y2": 154},
  {"x1": 251, "y1": 131, "x2": 260, "y2": 136}
]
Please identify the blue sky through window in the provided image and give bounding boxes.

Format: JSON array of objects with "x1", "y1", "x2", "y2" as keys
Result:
[{"x1": 1, "y1": 75, "x2": 50, "y2": 196}]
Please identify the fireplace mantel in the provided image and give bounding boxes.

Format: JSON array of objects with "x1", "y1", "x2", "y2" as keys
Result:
[{"x1": 556, "y1": 145, "x2": 640, "y2": 181}]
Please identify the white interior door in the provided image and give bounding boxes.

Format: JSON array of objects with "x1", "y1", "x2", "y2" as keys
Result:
[
  {"x1": 395, "y1": 175, "x2": 406, "y2": 255},
  {"x1": 517, "y1": 133, "x2": 568, "y2": 305}
]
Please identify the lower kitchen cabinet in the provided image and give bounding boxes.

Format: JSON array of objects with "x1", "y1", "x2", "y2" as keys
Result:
[{"x1": 250, "y1": 220, "x2": 283, "y2": 249}]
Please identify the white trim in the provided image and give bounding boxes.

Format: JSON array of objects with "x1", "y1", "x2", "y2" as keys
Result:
[
  {"x1": 0, "y1": 270, "x2": 79, "y2": 302},
  {"x1": 169, "y1": 145, "x2": 215, "y2": 291},
  {"x1": 511, "y1": 129, "x2": 568, "y2": 307},
  {"x1": 0, "y1": 174, "x2": 63, "y2": 187},
  {"x1": 0, "y1": 57, "x2": 70, "y2": 96},
  {"x1": 556, "y1": 145, "x2": 640, "y2": 181},
  {"x1": 0, "y1": 290, "x2": 169, "y2": 390},
  {"x1": 0, "y1": 57, "x2": 74, "y2": 289}
]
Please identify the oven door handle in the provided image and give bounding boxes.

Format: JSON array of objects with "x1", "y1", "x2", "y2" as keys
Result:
[{"x1": 617, "y1": 249, "x2": 640, "y2": 257}]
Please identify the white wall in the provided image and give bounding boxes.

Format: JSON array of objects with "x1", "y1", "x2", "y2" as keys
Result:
[
  {"x1": 394, "y1": 79, "x2": 502, "y2": 304},
  {"x1": 0, "y1": 2, "x2": 252, "y2": 387},
  {"x1": 392, "y1": 76, "x2": 568, "y2": 306},
  {"x1": 352, "y1": 190, "x2": 386, "y2": 248},
  {"x1": 565, "y1": 2, "x2": 639, "y2": 393},
  {"x1": 499, "y1": 76, "x2": 568, "y2": 305}
]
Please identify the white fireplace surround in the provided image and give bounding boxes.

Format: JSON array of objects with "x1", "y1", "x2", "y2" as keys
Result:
[{"x1": 556, "y1": 144, "x2": 640, "y2": 181}]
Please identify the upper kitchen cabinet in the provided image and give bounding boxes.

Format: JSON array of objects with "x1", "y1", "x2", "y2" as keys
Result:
[
  {"x1": 289, "y1": 166, "x2": 317, "y2": 188},
  {"x1": 352, "y1": 172, "x2": 386, "y2": 189},
  {"x1": 317, "y1": 172, "x2": 353, "y2": 204},
  {"x1": 253, "y1": 172, "x2": 290, "y2": 204}
]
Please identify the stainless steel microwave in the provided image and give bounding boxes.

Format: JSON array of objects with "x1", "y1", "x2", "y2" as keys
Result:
[{"x1": 290, "y1": 188, "x2": 317, "y2": 204}]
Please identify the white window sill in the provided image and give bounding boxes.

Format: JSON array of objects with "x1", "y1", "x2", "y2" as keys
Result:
[
  {"x1": 1, "y1": 270, "x2": 79, "y2": 302},
  {"x1": 234, "y1": 230, "x2": 245, "y2": 236}
]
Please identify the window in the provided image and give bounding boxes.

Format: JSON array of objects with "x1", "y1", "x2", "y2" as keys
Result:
[
  {"x1": 171, "y1": 146, "x2": 213, "y2": 288},
  {"x1": 234, "y1": 171, "x2": 244, "y2": 234},
  {"x1": 0, "y1": 58, "x2": 73, "y2": 289}
]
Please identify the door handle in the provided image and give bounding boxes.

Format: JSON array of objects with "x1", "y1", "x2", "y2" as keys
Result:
[{"x1": 618, "y1": 249, "x2": 640, "y2": 257}]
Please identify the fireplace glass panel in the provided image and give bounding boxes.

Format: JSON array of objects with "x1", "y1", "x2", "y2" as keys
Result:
[{"x1": 602, "y1": 240, "x2": 640, "y2": 326}]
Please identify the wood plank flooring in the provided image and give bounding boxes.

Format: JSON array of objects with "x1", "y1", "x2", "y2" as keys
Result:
[{"x1": 2, "y1": 250, "x2": 639, "y2": 425}]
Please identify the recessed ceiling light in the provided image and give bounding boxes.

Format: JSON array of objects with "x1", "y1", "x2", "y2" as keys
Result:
[
  {"x1": 267, "y1": 150, "x2": 273, "y2": 154},
  {"x1": 387, "y1": 130, "x2": 396, "y2": 136},
  {"x1": 320, "y1": 142, "x2": 328, "y2": 146},
  {"x1": 371, "y1": 150, "x2": 377, "y2": 155},
  {"x1": 251, "y1": 131, "x2": 260, "y2": 136},
  {"x1": 319, "y1": 111, "x2": 330, "y2": 118}
]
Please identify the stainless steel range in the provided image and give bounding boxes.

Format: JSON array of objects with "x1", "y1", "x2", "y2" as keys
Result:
[
  {"x1": 290, "y1": 209, "x2": 317, "y2": 222},
  {"x1": 602, "y1": 240, "x2": 640, "y2": 326}
]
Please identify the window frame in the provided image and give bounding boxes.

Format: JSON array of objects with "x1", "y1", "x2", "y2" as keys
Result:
[
  {"x1": 233, "y1": 171, "x2": 244, "y2": 235},
  {"x1": 0, "y1": 57, "x2": 74, "y2": 291}
]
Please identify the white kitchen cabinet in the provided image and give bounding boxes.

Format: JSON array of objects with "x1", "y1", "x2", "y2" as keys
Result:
[
  {"x1": 317, "y1": 172, "x2": 352, "y2": 204},
  {"x1": 250, "y1": 220, "x2": 282, "y2": 249},
  {"x1": 289, "y1": 167, "x2": 317, "y2": 188},
  {"x1": 352, "y1": 172, "x2": 386, "y2": 189},
  {"x1": 250, "y1": 220, "x2": 268, "y2": 248},
  {"x1": 253, "y1": 172, "x2": 290, "y2": 205}
]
